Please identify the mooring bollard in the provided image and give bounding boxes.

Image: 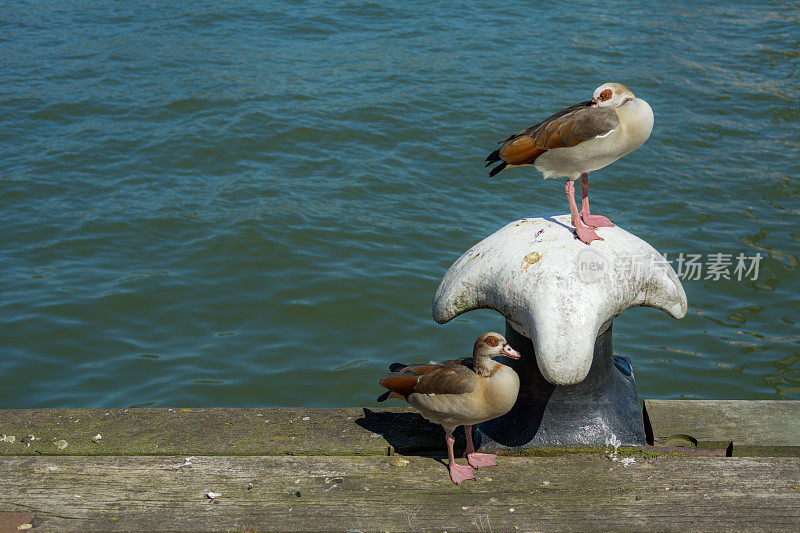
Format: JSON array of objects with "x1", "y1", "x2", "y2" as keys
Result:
[{"x1": 433, "y1": 214, "x2": 687, "y2": 449}]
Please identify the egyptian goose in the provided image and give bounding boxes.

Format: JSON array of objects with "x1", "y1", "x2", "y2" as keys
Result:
[
  {"x1": 485, "y1": 82, "x2": 654, "y2": 244},
  {"x1": 377, "y1": 332, "x2": 521, "y2": 485}
]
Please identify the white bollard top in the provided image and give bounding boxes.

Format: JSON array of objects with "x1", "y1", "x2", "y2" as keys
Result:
[{"x1": 433, "y1": 215, "x2": 687, "y2": 386}]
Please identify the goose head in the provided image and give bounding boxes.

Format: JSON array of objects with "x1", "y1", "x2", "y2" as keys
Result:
[
  {"x1": 474, "y1": 332, "x2": 520, "y2": 360},
  {"x1": 592, "y1": 82, "x2": 636, "y2": 108}
]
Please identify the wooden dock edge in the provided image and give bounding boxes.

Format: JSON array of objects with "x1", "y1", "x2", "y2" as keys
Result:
[
  {"x1": 1, "y1": 400, "x2": 798, "y2": 457},
  {"x1": 0, "y1": 400, "x2": 798, "y2": 531},
  {"x1": 642, "y1": 399, "x2": 800, "y2": 456}
]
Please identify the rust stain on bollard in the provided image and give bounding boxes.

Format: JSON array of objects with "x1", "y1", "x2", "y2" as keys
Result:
[{"x1": 521, "y1": 251, "x2": 542, "y2": 272}]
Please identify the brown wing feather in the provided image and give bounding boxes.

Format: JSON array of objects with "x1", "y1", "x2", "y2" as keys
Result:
[
  {"x1": 533, "y1": 107, "x2": 618, "y2": 149},
  {"x1": 379, "y1": 358, "x2": 475, "y2": 398},
  {"x1": 497, "y1": 100, "x2": 593, "y2": 144},
  {"x1": 379, "y1": 375, "x2": 421, "y2": 397},
  {"x1": 414, "y1": 366, "x2": 477, "y2": 396},
  {"x1": 388, "y1": 357, "x2": 469, "y2": 375},
  {"x1": 496, "y1": 101, "x2": 618, "y2": 166},
  {"x1": 391, "y1": 364, "x2": 442, "y2": 376},
  {"x1": 429, "y1": 356, "x2": 471, "y2": 368},
  {"x1": 498, "y1": 135, "x2": 546, "y2": 165}
]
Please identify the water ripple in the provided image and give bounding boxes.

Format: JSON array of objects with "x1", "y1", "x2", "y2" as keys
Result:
[{"x1": 1, "y1": 1, "x2": 798, "y2": 407}]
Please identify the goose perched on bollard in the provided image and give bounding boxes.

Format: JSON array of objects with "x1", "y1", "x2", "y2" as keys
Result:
[
  {"x1": 485, "y1": 82, "x2": 653, "y2": 245},
  {"x1": 377, "y1": 332, "x2": 521, "y2": 485}
]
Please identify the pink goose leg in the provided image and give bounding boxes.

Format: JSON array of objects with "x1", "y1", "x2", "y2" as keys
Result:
[
  {"x1": 566, "y1": 180, "x2": 602, "y2": 244},
  {"x1": 446, "y1": 430, "x2": 475, "y2": 484},
  {"x1": 579, "y1": 173, "x2": 614, "y2": 228},
  {"x1": 463, "y1": 425, "x2": 497, "y2": 468}
]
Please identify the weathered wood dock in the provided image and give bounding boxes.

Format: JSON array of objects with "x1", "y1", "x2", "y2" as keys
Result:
[{"x1": 1, "y1": 400, "x2": 799, "y2": 531}]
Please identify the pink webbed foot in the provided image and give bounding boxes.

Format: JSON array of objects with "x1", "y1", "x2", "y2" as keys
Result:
[
  {"x1": 466, "y1": 452, "x2": 497, "y2": 469},
  {"x1": 575, "y1": 224, "x2": 602, "y2": 244},
  {"x1": 566, "y1": 180, "x2": 602, "y2": 245},
  {"x1": 581, "y1": 212, "x2": 614, "y2": 228},
  {"x1": 577, "y1": 173, "x2": 613, "y2": 229},
  {"x1": 448, "y1": 462, "x2": 475, "y2": 485}
]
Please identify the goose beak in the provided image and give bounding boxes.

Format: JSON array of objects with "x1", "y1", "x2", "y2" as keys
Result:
[{"x1": 501, "y1": 344, "x2": 521, "y2": 359}]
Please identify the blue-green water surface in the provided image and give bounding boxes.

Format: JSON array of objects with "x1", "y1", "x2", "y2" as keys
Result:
[{"x1": 2, "y1": 1, "x2": 799, "y2": 407}]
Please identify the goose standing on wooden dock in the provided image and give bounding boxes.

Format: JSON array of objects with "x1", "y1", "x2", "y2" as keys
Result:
[
  {"x1": 377, "y1": 332, "x2": 521, "y2": 485},
  {"x1": 485, "y1": 82, "x2": 653, "y2": 244}
]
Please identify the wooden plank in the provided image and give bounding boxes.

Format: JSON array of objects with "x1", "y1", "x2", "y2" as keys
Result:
[
  {"x1": 0, "y1": 455, "x2": 798, "y2": 532},
  {"x1": 3, "y1": 402, "x2": 800, "y2": 458},
  {"x1": 644, "y1": 400, "x2": 800, "y2": 456},
  {"x1": 0, "y1": 407, "x2": 449, "y2": 457}
]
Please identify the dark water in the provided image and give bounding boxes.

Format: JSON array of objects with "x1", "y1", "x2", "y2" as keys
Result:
[{"x1": 2, "y1": 1, "x2": 798, "y2": 408}]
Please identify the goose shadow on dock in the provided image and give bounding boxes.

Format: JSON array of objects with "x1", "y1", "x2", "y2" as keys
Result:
[{"x1": 355, "y1": 408, "x2": 467, "y2": 456}]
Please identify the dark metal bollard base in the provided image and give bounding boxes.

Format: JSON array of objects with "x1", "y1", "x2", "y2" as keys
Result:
[{"x1": 475, "y1": 320, "x2": 646, "y2": 450}]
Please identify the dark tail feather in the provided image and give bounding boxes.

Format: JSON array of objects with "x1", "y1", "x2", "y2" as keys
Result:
[
  {"x1": 377, "y1": 390, "x2": 392, "y2": 402},
  {"x1": 485, "y1": 149, "x2": 501, "y2": 167},
  {"x1": 388, "y1": 362, "x2": 407, "y2": 372},
  {"x1": 488, "y1": 161, "x2": 508, "y2": 177}
]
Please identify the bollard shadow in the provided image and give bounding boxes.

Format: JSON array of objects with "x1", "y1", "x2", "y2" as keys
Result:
[
  {"x1": 355, "y1": 408, "x2": 466, "y2": 457},
  {"x1": 475, "y1": 322, "x2": 646, "y2": 450},
  {"x1": 476, "y1": 346, "x2": 556, "y2": 447},
  {"x1": 476, "y1": 387, "x2": 555, "y2": 448}
]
